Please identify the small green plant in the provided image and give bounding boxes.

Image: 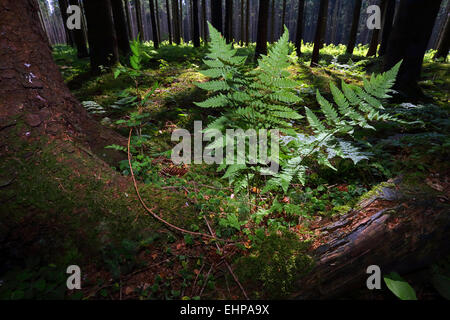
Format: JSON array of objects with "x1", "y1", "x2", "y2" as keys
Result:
[{"x1": 384, "y1": 272, "x2": 417, "y2": 300}]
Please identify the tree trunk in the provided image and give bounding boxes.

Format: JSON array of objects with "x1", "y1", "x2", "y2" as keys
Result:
[
  {"x1": 166, "y1": 0, "x2": 173, "y2": 44},
  {"x1": 383, "y1": 0, "x2": 442, "y2": 99},
  {"x1": 111, "y1": 0, "x2": 131, "y2": 55},
  {"x1": 179, "y1": 0, "x2": 183, "y2": 40},
  {"x1": 269, "y1": 0, "x2": 275, "y2": 42},
  {"x1": 172, "y1": 0, "x2": 181, "y2": 44},
  {"x1": 346, "y1": 0, "x2": 362, "y2": 54},
  {"x1": 68, "y1": 0, "x2": 89, "y2": 58},
  {"x1": 225, "y1": 0, "x2": 233, "y2": 43},
  {"x1": 378, "y1": 0, "x2": 396, "y2": 56},
  {"x1": 295, "y1": 0, "x2": 305, "y2": 56},
  {"x1": 124, "y1": 0, "x2": 135, "y2": 40},
  {"x1": 135, "y1": 0, "x2": 145, "y2": 40},
  {"x1": 240, "y1": 0, "x2": 245, "y2": 45},
  {"x1": 192, "y1": 0, "x2": 200, "y2": 47},
  {"x1": 57, "y1": 0, "x2": 75, "y2": 47},
  {"x1": 293, "y1": 177, "x2": 450, "y2": 299},
  {"x1": 434, "y1": 12, "x2": 450, "y2": 60},
  {"x1": 155, "y1": 0, "x2": 161, "y2": 42},
  {"x1": 202, "y1": 0, "x2": 207, "y2": 42},
  {"x1": 0, "y1": 0, "x2": 126, "y2": 164},
  {"x1": 149, "y1": 0, "x2": 160, "y2": 48},
  {"x1": 211, "y1": 0, "x2": 223, "y2": 33},
  {"x1": 281, "y1": 0, "x2": 286, "y2": 33},
  {"x1": 255, "y1": 0, "x2": 269, "y2": 58},
  {"x1": 367, "y1": 0, "x2": 387, "y2": 57},
  {"x1": 311, "y1": 0, "x2": 329, "y2": 66},
  {"x1": 245, "y1": 0, "x2": 250, "y2": 45},
  {"x1": 84, "y1": 0, "x2": 119, "y2": 73}
]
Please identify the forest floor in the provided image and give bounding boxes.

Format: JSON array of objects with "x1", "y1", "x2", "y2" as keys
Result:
[{"x1": 0, "y1": 41, "x2": 449, "y2": 300}]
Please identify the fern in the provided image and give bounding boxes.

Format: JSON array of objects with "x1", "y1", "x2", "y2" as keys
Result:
[{"x1": 265, "y1": 62, "x2": 402, "y2": 193}]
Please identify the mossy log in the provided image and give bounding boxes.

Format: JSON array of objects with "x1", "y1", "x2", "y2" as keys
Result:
[{"x1": 293, "y1": 176, "x2": 450, "y2": 299}]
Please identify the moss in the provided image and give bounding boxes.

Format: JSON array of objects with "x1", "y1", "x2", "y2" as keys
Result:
[
  {"x1": 357, "y1": 181, "x2": 396, "y2": 203},
  {"x1": 235, "y1": 231, "x2": 313, "y2": 299}
]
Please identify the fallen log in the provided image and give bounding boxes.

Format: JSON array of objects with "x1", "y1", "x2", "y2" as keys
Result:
[{"x1": 293, "y1": 176, "x2": 450, "y2": 299}]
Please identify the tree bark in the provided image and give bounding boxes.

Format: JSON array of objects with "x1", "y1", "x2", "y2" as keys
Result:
[
  {"x1": 68, "y1": 0, "x2": 89, "y2": 58},
  {"x1": 155, "y1": 0, "x2": 161, "y2": 42},
  {"x1": 293, "y1": 178, "x2": 450, "y2": 299},
  {"x1": 149, "y1": 0, "x2": 160, "y2": 48},
  {"x1": 311, "y1": 0, "x2": 329, "y2": 66},
  {"x1": 240, "y1": 0, "x2": 245, "y2": 45},
  {"x1": 111, "y1": 0, "x2": 131, "y2": 55},
  {"x1": 211, "y1": 0, "x2": 223, "y2": 33},
  {"x1": 378, "y1": 0, "x2": 396, "y2": 56},
  {"x1": 57, "y1": 0, "x2": 74, "y2": 47},
  {"x1": 255, "y1": 0, "x2": 269, "y2": 58},
  {"x1": 270, "y1": 0, "x2": 275, "y2": 43},
  {"x1": 124, "y1": 0, "x2": 135, "y2": 40},
  {"x1": 434, "y1": 12, "x2": 450, "y2": 60},
  {"x1": 383, "y1": 0, "x2": 442, "y2": 99},
  {"x1": 202, "y1": 0, "x2": 207, "y2": 42},
  {"x1": 172, "y1": 0, "x2": 181, "y2": 44},
  {"x1": 281, "y1": 0, "x2": 286, "y2": 33},
  {"x1": 295, "y1": 0, "x2": 305, "y2": 56},
  {"x1": 367, "y1": 0, "x2": 387, "y2": 57},
  {"x1": 84, "y1": 0, "x2": 119, "y2": 73},
  {"x1": 346, "y1": 0, "x2": 362, "y2": 54},
  {"x1": 192, "y1": 0, "x2": 200, "y2": 47},
  {"x1": 166, "y1": 0, "x2": 173, "y2": 44},
  {"x1": 225, "y1": 0, "x2": 233, "y2": 43},
  {"x1": 135, "y1": 0, "x2": 145, "y2": 40},
  {"x1": 245, "y1": 0, "x2": 250, "y2": 45},
  {"x1": 0, "y1": 0, "x2": 126, "y2": 164}
]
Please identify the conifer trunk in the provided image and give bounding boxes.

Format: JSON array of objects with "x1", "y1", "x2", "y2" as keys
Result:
[
  {"x1": 149, "y1": 0, "x2": 160, "y2": 48},
  {"x1": 192, "y1": 0, "x2": 200, "y2": 47},
  {"x1": 346, "y1": 0, "x2": 362, "y2": 54},
  {"x1": 255, "y1": 0, "x2": 269, "y2": 58},
  {"x1": 295, "y1": 0, "x2": 305, "y2": 56},
  {"x1": 311, "y1": 0, "x2": 329, "y2": 66}
]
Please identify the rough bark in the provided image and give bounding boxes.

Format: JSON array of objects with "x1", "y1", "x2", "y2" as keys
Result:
[
  {"x1": 434, "y1": 12, "x2": 450, "y2": 60},
  {"x1": 346, "y1": 0, "x2": 362, "y2": 54},
  {"x1": 367, "y1": 0, "x2": 387, "y2": 57},
  {"x1": 295, "y1": 0, "x2": 305, "y2": 56},
  {"x1": 378, "y1": 0, "x2": 396, "y2": 56},
  {"x1": 192, "y1": 0, "x2": 200, "y2": 47},
  {"x1": 84, "y1": 0, "x2": 119, "y2": 74},
  {"x1": 0, "y1": 0, "x2": 126, "y2": 165},
  {"x1": 311, "y1": 0, "x2": 329, "y2": 66},
  {"x1": 211, "y1": 0, "x2": 223, "y2": 33},
  {"x1": 124, "y1": 0, "x2": 135, "y2": 40},
  {"x1": 255, "y1": 0, "x2": 269, "y2": 58},
  {"x1": 149, "y1": 0, "x2": 160, "y2": 48},
  {"x1": 68, "y1": 0, "x2": 89, "y2": 58},
  {"x1": 383, "y1": 0, "x2": 442, "y2": 99},
  {"x1": 111, "y1": 0, "x2": 131, "y2": 55},
  {"x1": 293, "y1": 177, "x2": 450, "y2": 299}
]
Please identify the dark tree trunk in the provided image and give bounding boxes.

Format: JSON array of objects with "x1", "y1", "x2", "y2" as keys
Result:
[
  {"x1": 0, "y1": 0, "x2": 126, "y2": 163},
  {"x1": 172, "y1": 0, "x2": 181, "y2": 44},
  {"x1": 245, "y1": 0, "x2": 250, "y2": 45},
  {"x1": 434, "y1": 12, "x2": 450, "y2": 60},
  {"x1": 179, "y1": 0, "x2": 183, "y2": 40},
  {"x1": 68, "y1": 0, "x2": 89, "y2": 57},
  {"x1": 293, "y1": 179, "x2": 450, "y2": 299},
  {"x1": 240, "y1": 0, "x2": 244, "y2": 45},
  {"x1": 111, "y1": 0, "x2": 131, "y2": 55},
  {"x1": 270, "y1": 0, "x2": 275, "y2": 42},
  {"x1": 57, "y1": 0, "x2": 74, "y2": 46},
  {"x1": 378, "y1": 0, "x2": 396, "y2": 56},
  {"x1": 84, "y1": 0, "x2": 119, "y2": 73},
  {"x1": 155, "y1": 0, "x2": 161, "y2": 42},
  {"x1": 149, "y1": 0, "x2": 160, "y2": 48},
  {"x1": 367, "y1": 0, "x2": 387, "y2": 57},
  {"x1": 192, "y1": 0, "x2": 200, "y2": 47},
  {"x1": 211, "y1": 0, "x2": 223, "y2": 33},
  {"x1": 311, "y1": 0, "x2": 329, "y2": 66},
  {"x1": 225, "y1": 0, "x2": 233, "y2": 43},
  {"x1": 255, "y1": 0, "x2": 269, "y2": 58},
  {"x1": 135, "y1": 0, "x2": 145, "y2": 40},
  {"x1": 383, "y1": 0, "x2": 442, "y2": 99},
  {"x1": 346, "y1": 0, "x2": 362, "y2": 54},
  {"x1": 166, "y1": 0, "x2": 173, "y2": 44},
  {"x1": 124, "y1": 0, "x2": 135, "y2": 40},
  {"x1": 295, "y1": 0, "x2": 305, "y2": 56},
  {"x1": 202, "y1": 0, "x2": 207, "y2": 42},
  {"x1": 281, "y1": 0, "x2": 286, "y2": 31}
]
